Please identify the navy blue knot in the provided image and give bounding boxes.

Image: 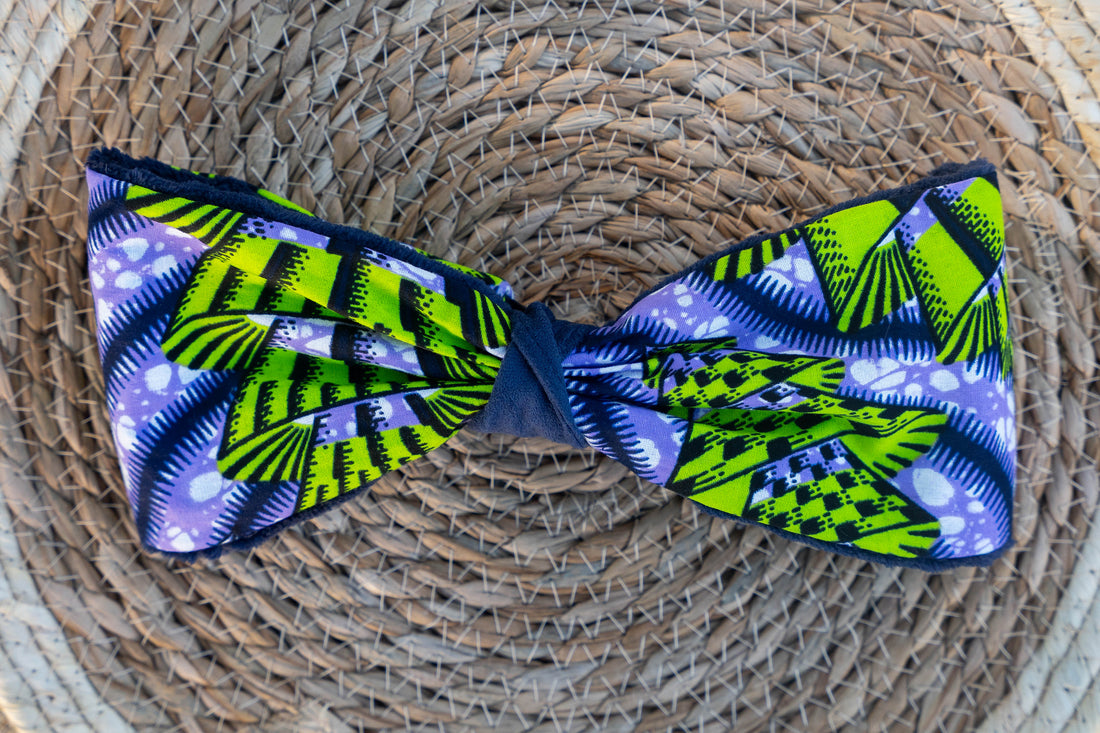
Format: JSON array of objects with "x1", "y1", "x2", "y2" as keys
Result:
[{"x1": 467, "y1": 302, "x2": 593, "y2": 448}]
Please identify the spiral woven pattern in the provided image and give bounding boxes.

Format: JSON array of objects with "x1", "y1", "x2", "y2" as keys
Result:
[{"x1": 1, "y1": 0, "x2": 1098, "y2": 730}]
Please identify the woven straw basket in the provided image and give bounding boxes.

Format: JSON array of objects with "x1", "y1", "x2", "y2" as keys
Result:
[{"x1": 1, "y1": 0, "x2": 1098, "y2": 731}]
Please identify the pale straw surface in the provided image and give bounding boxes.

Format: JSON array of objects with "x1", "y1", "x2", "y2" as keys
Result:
[{"x1": 0, "y1": 0, "x2": 1098, "y2": 731}]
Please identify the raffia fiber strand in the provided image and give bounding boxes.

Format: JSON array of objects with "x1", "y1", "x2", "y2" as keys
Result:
[{"x1": 0, "y1": 0, "x2": 1098, "y2": 731}]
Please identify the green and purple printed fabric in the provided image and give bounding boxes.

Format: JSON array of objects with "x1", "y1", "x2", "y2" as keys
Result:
[{"x1": 85, "y1": 148, "x2": 1015, "y2": 570}]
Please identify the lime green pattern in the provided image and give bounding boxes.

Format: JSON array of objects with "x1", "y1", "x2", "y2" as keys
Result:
[
  {"x1": 906, "y1": 179, "x2": 1010, "y2": 369},
  {"x1": 652, "y1": 345, "x2": 948, "y2": 557},
  {"x1": 706, "y1": 232, "x2": 795, "y2": 283},
  {"x1": 744, "y1": 469, "x2": 940, "y2": 557},
  {"x1": 670, "y1": 399, "x2": 946, "y2": 556},
  {"x1": 256, "y1": 188, "x2": 314, "y2": 216},
  {"x1": 124, "y1": 186, "x2": 512, "y2": 515},
  {"x1": 641, "y1": 338, "x2": 845, "y2": 410},
  {"x1": 127, "y1": 185, "x2": 244, "y2": 247},
  {"x1": 800, "y1": 178, "x2": 1010, "y2": 375},
  {"x1": 298, "y1": 385, "x2": 493, "y2": 509},
  {"x1": 944, "y1": 177, "x2": 1004, "y2": 262},
  {"x1": 803, "y1": 199, "x2": 912, "y2": 332}
]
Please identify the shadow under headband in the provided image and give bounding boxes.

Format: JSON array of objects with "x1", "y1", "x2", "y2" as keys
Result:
[{"x1": 84, "y1": 148, "x2": 1015, "y2": 571}]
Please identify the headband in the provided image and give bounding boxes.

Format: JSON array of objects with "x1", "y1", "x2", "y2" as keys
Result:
[{"x1": 85, "y1": 148, "x2": 1015, "y2": 570}]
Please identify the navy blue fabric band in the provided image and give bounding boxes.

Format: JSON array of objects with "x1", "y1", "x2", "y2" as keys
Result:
[{"x1": 467, "y1": 303, "x2": 592, "y2": 447}]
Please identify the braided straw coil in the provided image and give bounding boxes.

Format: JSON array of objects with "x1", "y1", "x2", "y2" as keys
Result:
[{"x1": 1, "y1": 0, "x2": 1098, "y2": 730}]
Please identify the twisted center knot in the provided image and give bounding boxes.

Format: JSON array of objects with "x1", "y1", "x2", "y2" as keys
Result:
[{"x1": 467, "y1": 302, "x2": 593, "y2": 448}]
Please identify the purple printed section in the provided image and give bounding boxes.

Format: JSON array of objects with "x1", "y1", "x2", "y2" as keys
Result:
[
  {"x1": 893, "y1": 454, "x2": 1003, "y2": 557},
  {"x1": 892, "y1": 179, "x2": 971, "y2": 247},
  {"x1": 138, "y1": 400, "x2": 257, "y2": 553},
  {"x1": 314, "y1": 390, "x2": 429, "y2": 443},
  {"x1": 244, "y1": 215, "x2": 329, "y2": 249},
  {"x1": 89, "y1": 226, "x2": 201, "y2": 336},
  {"x1": 87, "y1": 168, "x2": 111, "y2": 194},
  {"x1": 743, "y1": 241, "x2": 831, "y2": 317},
  {"x1": 104, "y1": 341, "x2": 241, "y2": 553},
  {"x1": 586, "y1": 240, "x2": 832, "y2": 351},
  {"x1": 266, "y1": 317, "x2": 427, "y2": 375},
  {"x1": 364, "y1": 251, "x2": 447, "y2": 292},
  {"x1": 603, "y1": 280, "x2": 737, "y2": 345},
  {"x1": 568, "y1": 398, "x2": 689, "y2": 485},
  {"x1": 835, "y1": 352, "x2": 1013, "y2": 435},
  {"x1": 90, "y1": 213, "x2": 297, "y2": 552}
]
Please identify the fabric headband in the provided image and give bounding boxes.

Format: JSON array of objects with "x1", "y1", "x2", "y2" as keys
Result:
[{"x1": 84, "y1": 148, "x2": 1015, "y2": 571}]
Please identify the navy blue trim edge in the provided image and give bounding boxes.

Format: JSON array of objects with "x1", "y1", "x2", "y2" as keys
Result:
[{"x1": 693, "y1": 500, "x2": 1013, "y2": 572}]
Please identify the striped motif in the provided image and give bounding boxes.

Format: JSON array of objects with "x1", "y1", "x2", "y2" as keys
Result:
[
  {"x1": 113, "y1": 179, "x2": 513, "y2": 522},
  {"x1": 707, "y1": 231, "x2": 794, "y2": 282},
  {"x1": 126, "y1": 187, "x2": 245, "y2": 248}
]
